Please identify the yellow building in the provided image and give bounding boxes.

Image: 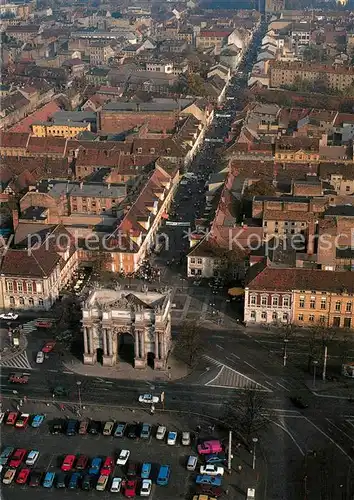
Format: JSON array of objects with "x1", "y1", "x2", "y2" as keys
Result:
[{"x1": 31, "y1": 121, "x2": 91, "y2": 139}]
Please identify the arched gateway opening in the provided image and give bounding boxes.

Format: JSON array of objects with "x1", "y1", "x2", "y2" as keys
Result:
[{"x1": 118, "y1": 332, "x2": 134, "y2": 366}]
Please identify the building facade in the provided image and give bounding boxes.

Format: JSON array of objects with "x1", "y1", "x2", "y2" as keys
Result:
[{"x1": 82, "y1": 288, "x2": 172, "y2": 369}]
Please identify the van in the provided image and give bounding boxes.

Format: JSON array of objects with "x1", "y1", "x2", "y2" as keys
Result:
[
  {"x1": 156, "y1": 465, "x2": 171, "y2": 486},
  {"x1": 187, "y1": 455, "x2": 198, "y2": 471},
  {"x1": 197, "y1": 440, "x2": 223, "y2": 455},
  {"x1": 66, "y1": 420, "x2": 77, "y2": 436},
  {"x1": 96, "y1": 474, "x2": 109, "y2": 491}
]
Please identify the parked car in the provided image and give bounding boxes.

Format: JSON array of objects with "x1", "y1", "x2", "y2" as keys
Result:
[
  {"x1": 6, "y1": 411, "x2": 18, "y2": 425},
  {"x1": 43, "y1": 472, "x2": 56, "y2": 488},
  {"x1": 141, "y1": 463, "x2": 151, "y2": 479},
  {"x1": 103, "y1": 421, "x2": 115, "y2": 436},
  {"x1": 114, "y1": 422, "x2": 126, "y2": 438},
  {"x1": 197, "y1": 440, "x2": 223, "y2": 455},
  {"x1": 76, "y1": 455, "x2": 89, "y2": 471},
  {"x1": 290, "y1": 395, "x2": 309, "y2": 409},
  {"x1": 100, "y1": 457, "x2": 114, "y2": 476},
  {"x1": 127, "y1": 424, "x2": 139, "y2": 439},
  {"x1": 68, "y1": 472, "x2": 81, "y2": 489},
  {"x1": 66, "y1": 419, "x2": 78, "y2": 436},
  {"x1": 140, "y1": 423, "x2": 151, "y2": 439},
  {"x1": 140, "y1": 479, "x2": 152, "y2": 497},
  {"x1": 126, "y1": 461, "x2": 138, "y2": 477},
  {"x1": 50, "y1": 419, "x2": 65, "y2": 435},
  {"x1": 3, "y1": 468, "x2": 16, "y2": 485},
  {"x1": 82, "y1": 474, "x2": 93, "y2": 491},
  {"x1": 182, "y1": 431, "x2": 191, "y2": 446},
  {"x1": 61, "y1": 455, "x2": 76, "y2": 472},
  {"x1": 0, "y1": 412, "x2": 5, "y2": 424},
  {"x1": 36, "y1": 351, "x2": 44, "y2": 364},
  {"x1": 16, "y1": 468, "x2": 30, "y2": 485},
  {"x1": 31, "y1": 414, "x2": 45, "y2": 428},
  {"x1": 124, "y1": 479, "x2": 137, "y2": 497},
  {"x1": 88, "y1": 420, "x2": 101, "y2": 435},
  {"x1": 96, "y1": 474, "x2": 109, "y2": 491},
  {"x1": 205, "y1": 454, "x2": 227, "y2": 465},
  {"x1": 88, "y1": 457, "x2": 102, "y2": 476},
  {"x1": 55, "y1": 472, "x2": 67, "y2": 489},
  {"x1": 167, "y1": 431, "x2": 177, "y2": 445},
  {"x1": 195, "y1": 475, "x2": 222, "y2": 486},
  {"x1": 25, "y1": 450, "x2": 39, "y2": 466},
  {"x1": 138, "y1": 394, "x2": 159, "y2": 404},
  {"x1": 200, "y1": 464, "x2": 224, "y2": 476},
  {"x1": 117, "y1": 450, "x2": 130, "y2": 466},
  {"x1": 156, "y1": 425, "x2": 166, "y2": 440},
  {"x1": 195, "y1": 484, "x2": 223, "y2": 498},
  {"x1": 110, "y1": 477, "x2": 122, "y2": 493},
  {"x1": 78, "y1": 420, "x2": 89, "y2": 435},
  {"x1": 29, "y1": 471, "x2": 42, "y2": 487},
  {"x1": 9, "y1": 448, "x2": 26, "y2": 468},
  {"x1": 0, "y1": 447, "x2": 14, "y2": 466},
  {"x1": 42, "y1": 341, "x2": 56, "y2": 353},
  {"x1": 15, "y1": 413, "x2": 30, "y2": 429}
]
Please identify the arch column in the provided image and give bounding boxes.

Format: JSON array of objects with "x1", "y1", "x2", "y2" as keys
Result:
[
  {"x1": 134, "y1": 329, "x2": 147, "y2": 369},
  {"x1": 154, "y1": 330, "x2": 168, "y2": 370},
  {"x1": 83, "y1": 325, "x2": 97, "y2": 365},
  {"x1": 103, "y1": 327, "x2": 116, "y2": 367}
]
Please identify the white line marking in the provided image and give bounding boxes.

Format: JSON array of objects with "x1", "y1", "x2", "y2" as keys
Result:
[
  {"x1": 265, "y1": 381, "x2": 277, "y2": 389},
  {"x1": 62, "y1": 371, "x2": 74, "y2": 375},
  {"x1": 326, "y1": 419, "x2": 354, "y2": 442},
  {"x1": 216, "y1": 344, "x2": 224, "y2": 350},
  {"x1": 229, "y1": 353, "x2": 240, "y2": 359},
  {"x1": 48, "y1": 369, "x2": 58, "y2": 373},
  {"x1": 269, "y1": 419, "x2": 305, "y2": 456},
  {"x1": 244, "y1": 361, "x2": 257, "y2": 370},
  {"x1": 304, "y1": 417, "x2": 354, "y2": 462},
  {"x1": 277, "y1": 383, "x2": 290, "y2": 392},
  {"x1": 205, "y1": 366, "x2": 224, "y2": 386},
  {"x1": 212, "y1": 335, "x2": 225, "y2": 339}
]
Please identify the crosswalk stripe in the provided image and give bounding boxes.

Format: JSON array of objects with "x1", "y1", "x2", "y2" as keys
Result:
[{"x1": 0, "y1": 351, "x2": 32, "y2": 370}]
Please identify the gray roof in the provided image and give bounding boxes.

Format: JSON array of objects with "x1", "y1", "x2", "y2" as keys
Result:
[
  {"x1": 52, "y1": 111, "x2": 97, "y2": 123},
  {"x1": 325, "y1": 205, "x2": 354, "y2": 217},
  {"x1": 37, "y1": 180, "x2": 126, "y2": 199},
  {"x1": 102, "y1": 98, "x2": 192, "y2": 112}
]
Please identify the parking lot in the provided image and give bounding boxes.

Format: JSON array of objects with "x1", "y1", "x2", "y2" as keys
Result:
[{"x1": 1, "y1": 413, "x2": 226, "y2": 500}]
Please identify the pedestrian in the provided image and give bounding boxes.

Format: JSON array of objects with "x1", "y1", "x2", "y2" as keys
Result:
[
  {"x1": 150, "y1": 404, "x2": 155, "y2": 415},
  {"x1": 16, "y1": 404, "x2": 20, "y2": 411},
  {"x1": 238, "y1": 465, "x2": 242, "y2": 472},
  {"x1": 23, "y1": 396, "x2": 27, "y2": 403},
  {"x1": 19, "y1": 399, "x2": 23, "y2": 407}
]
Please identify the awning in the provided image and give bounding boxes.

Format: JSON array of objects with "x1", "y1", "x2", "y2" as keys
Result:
[
  {"x1": 228, "y1": 287, "x2": 244, "y2": 297},
  {"x1": 161, "y1": 212, "x2": 169, "y2": 219}
]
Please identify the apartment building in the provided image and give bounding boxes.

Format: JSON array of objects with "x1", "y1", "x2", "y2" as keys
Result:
[
  {"x1": 270, "y1": 62, "x2": 354, "y2": 92},
  {"x1": 88, "y1": 42, "x2": 115, "y2": 66},
  {"x1": 31, "y1": 121, "x2": 91, "y2": 139}
]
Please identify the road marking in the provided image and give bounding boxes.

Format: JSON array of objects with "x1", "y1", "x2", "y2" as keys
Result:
[
  {"x1": 229, "y1": 353, "x2": 240, "y2": 360},
  {"x1": 48, "y1": 369, "x2": 58, "y2": 373},
  {"x1": 244, "y1": 361, "x2": 271, "y2": 380},
  {"x1": 212, "y1": 335, "x2": 225, "y2": 339},
  {"x1": 216, "y1": 344, "x2": 224, "y2": 350},
  {"x1": 62, "y1": 371, "x2": 74, "y2": 375},
  {"x1": 326, "y1": 418, "x2": 354, "y2": 442},
  {"x1": 277, "y1": 383, "x2": 290, "y2": 392},
  {"x1": 268, "y1": 419, "x2": 305, "y2": 456},
  {"x1": 205, "y1": 366, "x2": 224, "y2": 386},
  {"x1": 304, "y1": 417, "x2": 354, "y2": 462},
  {"x1": 244, "y1": 361, "x2": 257, "y2": 370},
  {"x1": 265, "y1": 381, "x2": 277, "y2": 389}
]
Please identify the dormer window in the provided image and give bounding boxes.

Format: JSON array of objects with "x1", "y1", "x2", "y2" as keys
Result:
[
  {"x1": 166, "y1": 148, "x2": 171, "y2": 154},
  {"x1": 137, "y1": 148, "x2": 142, "y2": 154},
  {"x1": 150, "y1": 148, "x2": 155, "y2": 154}
]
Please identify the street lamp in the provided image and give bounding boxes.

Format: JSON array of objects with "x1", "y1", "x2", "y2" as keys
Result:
[
  {"x1": 252, "y1": 437, "x2": 258, "y2": 470},
  {"x1": 76, "y1": 381, "x2": 82, "y2": 412},
  {"x1": 283, "y1": 338, "x2": 289, "y2": 367},
  {"x1": 313, "y1": 360, "x2": 318, "y2": 389}
]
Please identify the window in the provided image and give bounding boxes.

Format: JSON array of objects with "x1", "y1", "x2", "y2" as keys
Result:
[
  {"x1": 261, "y1": 295, "x2": 268, "y2": 306},
  {"x1": 319, "y1": 315, "x2": 326, "y2": 324},
  {"x1": 197, "y1": 258, "x2": 202, "y2": 265},
  {"x1": 335, "y1": 301, "x2": 341, "y2": 311},
  {"x1": 17, "y1": 282, "x2": 23, "y2": 293},
  {"x1": 190, "y1": 258, "x2": 196, "y2": 264},
  {"x1": 38, "y1": 298, "x2": 44, "y2": 307},
  {"x1": 299, "y1": 298, "x2": 305, "y2": 308},
  {"x1": 250, "y1": 295, "x2": 257, "y2": 306},
  {"x1": 250, "y1": 311, "x2": 256, "y2": 319},
  {"x1": 310, "y1": 299, "x2": 316, "y2": 309},
  {"x1": 272, "y1": 312, "x2": 277, "y2": 321},
  {"x1": 6, "y1": 281, "x2": 13, "y2": 292},
  {"x1": 344, "y1": 318, "x2": 352, "y2": 328},
  {"x1": 27, "y1": 282, "x2": 32, "y2": 293},
  {"x1": 28, "y1": 297, "x2": 34, "y2": 306},
  {"x1": 283, "y1": 296, "x2": 290, "y2": 307},
  {"x1": 137, "y1": 148, "x2": 142, "y2": 153},
  {"x1": 261, "y1": 311, "x2": 267, "y2": 320},
  {"x1": 309, "y1": 314, "x2": 315, "y2": 322},
  {"x1": 9, "y1": 296, "x2": 15, "y2": 305},
  {"x1": 283, "y1": 313, "x2": 288, "y2": 321},
  {"x1": 150, "y1": 148, "x2": 155, "y2": 154},
  {"x1": 298, "y1": 314, "x2": 304, "y2": 321},
  {"x1": 272, "y1": 296, "x2": 279, "y2": 307},
  {"x1": 321, "y1": 298, "x2": 326, "y2": 309},
  {"x1": 346, "y1": 302, "x2": 352, "y2": 312},
  {"x1": 19, "y1": 297, "x2": 25, "y2": 305},
  {"x1": 346, "y1": 186, "x2": 350, "y2": 192}
]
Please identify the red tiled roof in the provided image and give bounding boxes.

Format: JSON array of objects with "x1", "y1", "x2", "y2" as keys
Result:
[
  {"x1": 199, "y1": 30, "x2": 232, "y2": 38},
  {"x1": 9, "y1": 101, "x2": 61, "y2": 133},
  {"x1": 0, "y1": 132, "x2": 29, "y2": 149},
  {"x1": 247, "y1": 266, "x2": 354, "y2": 294},
  {"x1": 27, "y1": 136, "x2": 66, "y2": 154},
  {"x1": 1, "y1": 247, "x2": 61, "y2": 277}
]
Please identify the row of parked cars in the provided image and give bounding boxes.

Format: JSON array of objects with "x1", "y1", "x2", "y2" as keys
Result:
[
  {"x1": 1, "y1": 411, "x2": 45, "y2": 428},
  {"x1": 49, "y1": 418, "x2": 191, "y2": 446},
  {"x1": 188, "y1": 440, "x2": 226, "y2": 499}
]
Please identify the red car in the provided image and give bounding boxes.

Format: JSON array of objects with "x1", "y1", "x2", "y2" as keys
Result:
[
  {"x1": 9, "y1": 449, "x2": 26, "y2": 468},
  {"x1": 6, "y1": 411, "x2": 19, "y2": 425},
  {"x1": 124, "y1": 479, "x2": 137, "y2": 498},
  {"x1": 16, "y1": 468, "x2": 30, "y2": 485},
  {"x1": 76, "y1": 455, "x2": 89, "y2": 471},
  {"x1": 8, "y1": 373, "x2": 29, "y2": 384},
  {"x1": 61, "y1": 455, "x2": 76, "y2": 472},
  {"x1": 42, "y1": 341, "x2": 56, "y2": 353},
  {"x1": 35, "y1": 320, "x2": 53, "y2": 328},
  {"x1": 15, "y1": 413, "x2": 30, "y2": 429},
  {"x1": 100, "y1": 457, "x2": 114, "y2": 476}
]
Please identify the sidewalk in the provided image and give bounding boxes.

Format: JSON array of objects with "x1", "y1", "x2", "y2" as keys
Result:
[
  {"x1": 62, "y1": 352, "x2": 191, "y2": 382},
  {"x1": 0, "y1": 329, "x2": 27, "y2": 363}
]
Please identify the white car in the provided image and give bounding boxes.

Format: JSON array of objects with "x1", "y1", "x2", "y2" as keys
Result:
[
  {"x1": 167, "y1": 431, "x2": 177, "y2": 445},
  {"x1": 0, "y1": 312, "x2": 18, "y2": 320},
  {"x1": 140, "y1": 479, "x2": 152, "y2": 497},
  {"x1": 182, "y1": 431, "x2": 191, "y2": 446},
  {"x1": 26, "y1": 450, "x2": 39, "y2": 466},
  {"x1": 116, "y1": 449, "x2": 130, "y2": 466},
  {"x1": 156, "y1": 425, "x2": 166, "y2": 440},
  {"x1": 2, "y1": 468, "x2": 16, "y2": 484},
  {"x1": 36, "y1": 351, "x2": 44, "y2": 364},
  {"x1": 0, "y1": 413, "x2": 5, "y2": 424},
  {"x1": 138, "y1": 394, "x2": 159, "y2": 404},
  {"x1": 200, "y1": 464, "x2": 224, "y2": 476},
  {"x1": 110, "y1": 477, "x2": 122, "y2": 493}
]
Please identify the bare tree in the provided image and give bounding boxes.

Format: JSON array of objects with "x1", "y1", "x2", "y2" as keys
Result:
[
  {"x1": 176, "y1": 320, "x2": 204, "y2": 367},
  {"x1": 307, "y1": 323, "x2": 337, "y2": 373},
  {"x1": 223, "y1": 389, "x2": 269, "y2": 444}
]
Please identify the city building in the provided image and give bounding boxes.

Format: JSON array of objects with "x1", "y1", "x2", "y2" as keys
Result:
[
  {"x1": 31, "y1": 121, "x2": 91, "y2": 138},
  {"x1": 81, "y1": 288, "x2": 172, "y2": 369}
]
